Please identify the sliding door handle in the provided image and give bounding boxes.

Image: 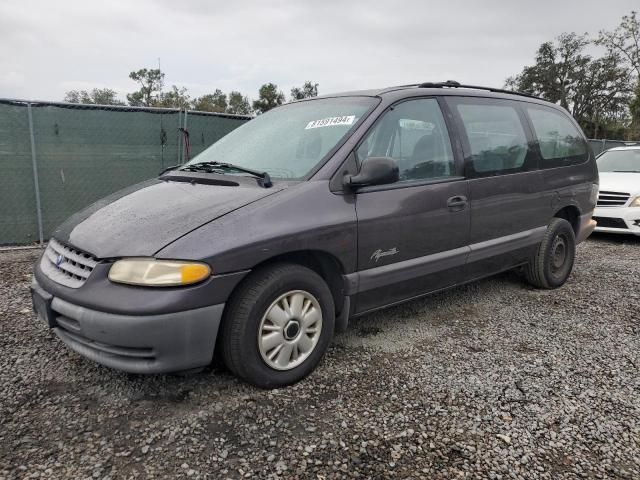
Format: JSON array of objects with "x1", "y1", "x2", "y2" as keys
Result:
[{"x1": 447, "y1": 195, "x2": 468, "y2": 211}]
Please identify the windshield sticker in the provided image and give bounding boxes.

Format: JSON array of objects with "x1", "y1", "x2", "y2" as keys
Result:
[{"x1": 305, "y1": 115, "x2": 356, "y2": 129}]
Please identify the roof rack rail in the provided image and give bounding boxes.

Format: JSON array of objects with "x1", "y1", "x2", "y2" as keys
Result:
[{"x1": 417, "y1": 80, "x2": 540, "y2": 100}]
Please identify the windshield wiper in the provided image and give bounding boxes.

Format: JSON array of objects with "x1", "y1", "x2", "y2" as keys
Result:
[
  {"x1": 181, "y1": 161, "x2": 272, "y2": 187},
  {"x1": 612, "y1": 170, "x2": 640, "y2": 173}
]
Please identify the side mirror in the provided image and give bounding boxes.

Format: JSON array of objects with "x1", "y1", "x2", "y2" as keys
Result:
[{"x1": 344, "y1": 157, "x2": 399, "y2": 189}]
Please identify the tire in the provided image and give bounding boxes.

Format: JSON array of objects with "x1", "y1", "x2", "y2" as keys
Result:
[
  {"x1": 525, "y1": 218, "x2": 576, "y2": 289},
  {"x1": 219, "y1": 263, "x2": 335, "y2": 389}
]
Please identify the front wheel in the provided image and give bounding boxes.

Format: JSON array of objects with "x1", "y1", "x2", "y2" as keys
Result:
[
  {"x1": 525, "y1": 218, "x2": 576, "y2": 289},
  {"x1": 220, "y1": 263, "x2": 335, "y2": 388}
]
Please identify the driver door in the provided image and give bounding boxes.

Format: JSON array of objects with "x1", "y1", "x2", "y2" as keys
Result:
[{"x1": 352, "y1": 98, "x2": 470, "y2": 314}]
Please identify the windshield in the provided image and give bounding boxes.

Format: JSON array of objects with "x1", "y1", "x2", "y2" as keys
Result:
[
  {"x1": 597, "y1": 149, "x2": 640, "y2": 173},
  {"x1": 183, "y1": 97, "x2": 377, "y2": 179}
]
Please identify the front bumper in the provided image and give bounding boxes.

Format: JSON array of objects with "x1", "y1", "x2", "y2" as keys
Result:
[
  {"x1": 593, "y1": 206, "x2": 640, "y2": 236},
  {"x1": 31, "y1": 278, "x2": 225, "y2": 374}
]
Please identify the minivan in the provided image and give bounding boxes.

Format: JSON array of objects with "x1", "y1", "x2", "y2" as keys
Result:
[{"x1": 31, "y1": 81, "x2": 598, "y2": 388}]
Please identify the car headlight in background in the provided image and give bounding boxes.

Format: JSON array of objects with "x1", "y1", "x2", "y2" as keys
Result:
[
  {"x1": 629, "y1": 196, "x2": 640, "y2": 208},
  {"x1": 108, "y1": 259, "x2": 211, "y2": 286}
]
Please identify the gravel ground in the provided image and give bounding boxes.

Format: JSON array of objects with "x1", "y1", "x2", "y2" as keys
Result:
[{"x1": 1, "y1": 234, "x2": 639, "y2": 479}]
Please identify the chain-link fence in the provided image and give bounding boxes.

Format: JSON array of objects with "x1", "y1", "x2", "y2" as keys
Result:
[
  {"x1": 0, "y1": 99, "x2": 250, "y2": 246},
  {"x1": 588, "y1": 138, "x2": 639, "y2": 156}
]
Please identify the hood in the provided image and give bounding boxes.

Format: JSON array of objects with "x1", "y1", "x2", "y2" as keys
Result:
[
  {"x1": 598, "y1": 172, "x2": 640, "y2": 196},
  {"x1": 53, "y1": 177, "x2": 284, "y2": 258}
]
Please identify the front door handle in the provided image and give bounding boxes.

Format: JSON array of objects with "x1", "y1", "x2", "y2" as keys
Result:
[{"x1": 447, "y1": 195, "x2": 468, "y2": 211}]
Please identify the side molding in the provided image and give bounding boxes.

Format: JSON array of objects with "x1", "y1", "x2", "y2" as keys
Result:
[
  {"x1": 343, "y1": 245, "x2": 469, "y2": 295},
  {"x1": 466, "y1": 227, "x2": 547, "y2": 263},
  {"x1": 343, "y1": 226, "x2": 547, "y2": 295}
]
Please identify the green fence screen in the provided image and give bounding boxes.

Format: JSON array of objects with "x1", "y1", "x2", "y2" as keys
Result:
[{"x1": 0, "y1": 100, "x2": 249, "y2": 245}]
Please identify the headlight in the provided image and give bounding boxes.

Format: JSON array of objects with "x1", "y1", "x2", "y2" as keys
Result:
[
  {"x1": 630, "y1": 196, "x2": 640, "y2": 208},
  {"x1": 108, "y1": 259, "x2": 211, "y2": 286}
]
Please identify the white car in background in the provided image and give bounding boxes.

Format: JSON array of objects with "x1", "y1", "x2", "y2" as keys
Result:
[{"x1": 593, "y1": 146, "x2": 640, "y2": 236}]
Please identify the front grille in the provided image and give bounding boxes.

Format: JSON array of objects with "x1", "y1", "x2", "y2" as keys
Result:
[
  {"x1": 593, "y1": 217, "x2": 628, "y2": 229},
  {"x1": 40, "y1": 238, "x2": 98, "y2": 288},
  {"x1": 597, "y1": 191, "x2": 630, "y2": 207}
]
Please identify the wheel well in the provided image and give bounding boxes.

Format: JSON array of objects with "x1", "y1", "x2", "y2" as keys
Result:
[
  {"x1": 554, "y1": 206, "x2": 580, "y2": 235},
  {"x1": 251, "y1": 251, "x2": 346, "y2": 315}
]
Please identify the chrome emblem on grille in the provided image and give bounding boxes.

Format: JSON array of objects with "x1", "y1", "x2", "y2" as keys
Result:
[{"x1": 55, "y1": 254, "x2": 64, "y2": 267}]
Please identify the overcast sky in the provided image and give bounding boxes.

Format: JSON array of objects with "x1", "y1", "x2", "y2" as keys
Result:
[{"x1": 0, "y1": 0, "x2": 637, "y2": 102}]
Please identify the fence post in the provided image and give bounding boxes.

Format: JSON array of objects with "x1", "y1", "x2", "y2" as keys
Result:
[
  {"x1": 177, "y1": 109, "x2": 183, "y2": 165},
  {"x1": 183, "y1": 109, "x2": 188, "y2": 163},
  {"x1": 27, "y1": 103, "x2": 44, "y2": 245}
]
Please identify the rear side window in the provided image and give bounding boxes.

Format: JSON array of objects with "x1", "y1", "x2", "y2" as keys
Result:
[
  {"x1": 452, "y1": 100, "x2": 530, "y2": 175},
  {"x1": 525, "y1": 105, "x2": 587, "y2": 167}
]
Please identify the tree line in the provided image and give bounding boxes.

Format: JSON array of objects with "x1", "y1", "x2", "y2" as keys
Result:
[
  {"x1": 506, "y1": 10, "x2": 640, "y2": 140},
  {"x1": 64, "y1": 73, "x2": 318, "y2": 115},
  {"x1": 65, "y1": 10, "x2": 639, "y2": 139}
]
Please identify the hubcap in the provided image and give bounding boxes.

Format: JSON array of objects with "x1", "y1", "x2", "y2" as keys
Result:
[
  {"x1": 258, "y1": 290, "x2": 323, "y2": 371},
  {"x1": 550, "y1": 234, "x2": 568, "y2": 274}
]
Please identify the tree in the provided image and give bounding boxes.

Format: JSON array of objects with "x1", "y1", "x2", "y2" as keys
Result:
[
  {"x1": 598, "y1": 11, "x2": 640, "y2": 137},
  {"x1": 505, "y1": 33, "x2": 591, "y2": 110},
  {"x1": 156, "y1": 85, "x2": 191, "y2": 109},
  {"x1": 192, "y1": 89, "x2": 228, "y2": 112},
  {"x1": 64, "y1": 88, "x2": 124, "y2": 105},
  {"x1": 126, "y1": 68, "x2": 164, "y2": 106},
  {"x1": 227, "y1": 91, "x2": 253, "y2": 115},
  {"x1": 290, "y1": 81, "x2": 319, "y2": 100},
  {"x1": 573, "y1": 53, "x2": 633, "y2": 137},
  {"x1": 505, "y1": 33, "x2": 633, "y2": 138},
  {"x1": 631, "y1": 82, "x2": 640, "y2": 136},
  {"x1": 252, "y1": 83, "x2": 285, "y2": 114},
  {"x1": 598, "y1": 11, "x2": 640, "y2": 78}
]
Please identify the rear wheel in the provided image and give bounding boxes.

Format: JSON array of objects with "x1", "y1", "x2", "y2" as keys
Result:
[
  {"x1": 220, "y1": 263, "x2": 335, "y2": 388},
  {"x1": 525, "y1": 218, "x2": 576, "y2": 289}
]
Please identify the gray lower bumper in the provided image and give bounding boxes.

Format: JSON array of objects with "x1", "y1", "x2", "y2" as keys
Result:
[{"x1": 34, "y1": 280, "x2": 225, "y2": 374}]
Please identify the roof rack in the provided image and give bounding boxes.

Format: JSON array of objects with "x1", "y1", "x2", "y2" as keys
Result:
[{"x1": 417, "y1": 80, "x2": 540, "y2": 100}]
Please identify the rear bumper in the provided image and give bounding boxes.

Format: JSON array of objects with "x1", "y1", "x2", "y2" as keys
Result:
[
  {"x1": 593, "y1": 206, "x2": 640, "y2": 236},
  {"x1": 32, "y1": 279, "x2": 224, "y2": 374},
  {"x1": 576, "y1": 213, "x2": 597, "y2": 243}
]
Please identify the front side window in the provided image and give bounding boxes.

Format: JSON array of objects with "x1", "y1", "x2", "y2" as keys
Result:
[
  {"x1": 453, "y1": 100, "x2": 529, "y2": 175},
  {"x1": 356, "y1": 99, "x2": 455, "y2": 182},
  {"x1": 183, "y1": 97, "x2": 377, "y2": 179},
  {"x1": 526, "y1": 105, "x2": 587, "y2": 167}
]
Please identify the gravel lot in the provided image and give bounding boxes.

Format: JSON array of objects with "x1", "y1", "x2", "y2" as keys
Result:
[{"x1": 1, "y1": 235, "x2": 639, "y2": 479}]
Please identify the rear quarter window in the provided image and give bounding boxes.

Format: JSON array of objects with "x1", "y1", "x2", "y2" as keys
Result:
[{"x1": 525, "y1": 105, "x2": 587, "y2": 168}]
